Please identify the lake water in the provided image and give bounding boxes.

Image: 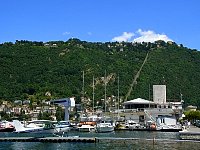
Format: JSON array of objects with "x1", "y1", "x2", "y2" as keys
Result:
[{"x1": 0, "y1": 131, "x2": 200, "y2": 150}]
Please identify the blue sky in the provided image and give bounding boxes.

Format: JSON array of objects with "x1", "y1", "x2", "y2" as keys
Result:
[{"x1": 1, "y1": 0, "x2": 200, "y2": 49}]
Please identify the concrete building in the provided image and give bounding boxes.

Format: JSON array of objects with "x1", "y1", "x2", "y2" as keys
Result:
[{"x1": 153, "y1": 85, "x2": 166, "y2": 104}]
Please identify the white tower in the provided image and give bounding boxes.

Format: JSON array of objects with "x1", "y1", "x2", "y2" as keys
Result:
[{"x1": 153, "y1": 85, "x2": 166, "y2": 104}]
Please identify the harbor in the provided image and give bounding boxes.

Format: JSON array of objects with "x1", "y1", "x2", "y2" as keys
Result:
[
  {"x1": 1, "y1": 125, "x2": 200, "y2": 143},
  {"x1": 1, "y1": 84, "x2": 200, "y2": 150},
  {"x1": 0, "y1": 131, "x2": 200, "y2": 150}
]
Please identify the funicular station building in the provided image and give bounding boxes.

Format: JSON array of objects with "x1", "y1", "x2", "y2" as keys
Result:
[{"x1": 119, "y1": 85, "x2": 183, "y2": 126}]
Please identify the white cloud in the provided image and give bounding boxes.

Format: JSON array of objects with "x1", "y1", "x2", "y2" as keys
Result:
[
  {"x1": 133, "y1": 29, "x2": 172, "y2": 43},
  {"x1": 63, "y1": 32, "x2": 71, "y2": 35},
  {"x1": 87, "y1": 32, "x2": 92, "y2": 35},
  {"x1": 111, "y1": 29, "x2": 173, "y2": 43},
  {"x1": 112, "y1": 32, "x2": 134, "y2": 42}
]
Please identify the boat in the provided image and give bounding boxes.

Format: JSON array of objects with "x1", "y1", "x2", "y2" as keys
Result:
[
  {"x1": 125, "y1": 120, "x2": 140, "y2": 130},
  {"x1": 77, "y1": 114, "x2": 100, "y2": 132},
  {"x1": 0, "y1": 121, "x2": 15, "y2": 132},
  {"x1": 77, "y1": 124, "x2": 96, "y2": 132},
  {"x1": 144, "y1": 109, "x2": 182, "y2": 132},
  {"x1": 95, "y1": 116, "x2": 115, "y2": 133},
  {"x1": 77, "y1": 73, "x2": 99, "y2": 133},
  {"x1": 96, "y1": 121, "x2": 114, "y2": 133},
  {"x1": 157, "y1": 124, "x2": 182, "y2": 132},
  {"x1": 156, "y1": 116, "x2": 182, "y2": 132},
  {"x1": 54, "y1": 121, "x2": 72, "y2": 133},
  {"x1": 12, "y1": 120, "x2": 56, "y2": 134},
  {"x1": 95, "y1": 71, "x2": 115, "y2": 133},
  {"x1": 77, "y1": 117, "x2": 97, "y2": 132}
]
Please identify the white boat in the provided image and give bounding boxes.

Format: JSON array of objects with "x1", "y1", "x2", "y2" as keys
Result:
[
  {"x1": 12, "y1": 120, "x2": 55, "y2": 134},
  {"x1": 156, "y1": 116, "x2": 182, "y2": 132},
  {"x1": 77, "y1": 124, "x2": 95, "y2": 132},
  {"x1": 0, "y1": 121, "x2": 15, "y2": 132},
  {"x1": 95, "y1": 71, "x2": 115, "y2": 133},
  {"x1": 96, "y1": 122, "x2": 114, "y2": 133},
  {"x1": 54, "y1": 121, "x2": 72, "y2": 133},
  {"x1": 77, "y1": 114, "x2": 99, "y2": 132},
  {"x1": 125, "y1": 120, "x2": 140, "y2": 130}
]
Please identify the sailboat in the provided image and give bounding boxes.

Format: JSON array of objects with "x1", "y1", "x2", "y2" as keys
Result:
[
  {"x1": 77, "y1": 75, "x2": 97, "y2": 132},
  {"x1": 96, "y1": 70, "x2": 115, "y2": 133}
]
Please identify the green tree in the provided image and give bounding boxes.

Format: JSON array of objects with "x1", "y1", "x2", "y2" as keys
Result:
[{"x1": 185, "y1": 110, "x2": 200, "y2": 122}]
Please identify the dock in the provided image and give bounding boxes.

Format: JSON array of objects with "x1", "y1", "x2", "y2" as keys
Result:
[
  {"x1": 0, "y1": 137, "x2": 96, "y2": 143},
  {"x1": 179, "y1": 125, "x2": 200, "y2": 140}
]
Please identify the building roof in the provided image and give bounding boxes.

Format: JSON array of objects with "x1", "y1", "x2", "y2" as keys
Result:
[{"x1": 123, "y1": 98, "x2": 155, "y2": 105}]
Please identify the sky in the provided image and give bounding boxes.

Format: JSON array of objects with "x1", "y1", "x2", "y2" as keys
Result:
[{"x1": 1, "y1": 0, "x2": 200, "y2": 50}]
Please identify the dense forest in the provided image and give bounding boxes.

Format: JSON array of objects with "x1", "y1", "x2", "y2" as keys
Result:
[{"x1": 0, "y1": 39, "x2": 200, "y2": 108}]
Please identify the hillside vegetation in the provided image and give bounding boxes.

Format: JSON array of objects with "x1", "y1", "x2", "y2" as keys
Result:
[{"x1": 0, "y1": 39, "x2": 200, "y2": 108}]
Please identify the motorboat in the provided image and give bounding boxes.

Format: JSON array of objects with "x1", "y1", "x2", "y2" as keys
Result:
[
  {"x1": 54, "y1": 121, "x2": 72, "y2": 133},
  {"x1": 125, "y1": 120, "x2": 140, "y2": 129},
  {"x1": 96, "y1": 122, "x2": 114, "y2": 133},
  {"x1": 156, "y1": 116, "x2": 182, "y2": 132},
  {"x1": 77, "y1": 114, "x2": 98, "y2": 132},
  {"x1": 0, "y1": 121, "x2": 15, "y2": 132},
  {"x1": 95, "y1": 114, "x2": 115, "y2": 133},
  {"x1": 77, "y1": 124, "x2": 96, "y2": 132}
]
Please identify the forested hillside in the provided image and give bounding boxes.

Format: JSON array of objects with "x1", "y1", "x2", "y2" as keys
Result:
[{"x1": 0, "y1": 39, "x2": 200, "y2": 108}]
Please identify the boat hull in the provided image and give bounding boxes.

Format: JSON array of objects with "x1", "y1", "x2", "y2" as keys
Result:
[
  {"x1": 77, "y1": 125, "x2": 95, "y2": 132},
  {"x1": 0, "y1": 128, "x2": 15, "y2": 132},
  {"x1": 96, "y1": 126, "x2": 114, "y2": 133},
  {"x1": 96, "y1": 123, "x2": 114, "y2": 133}
]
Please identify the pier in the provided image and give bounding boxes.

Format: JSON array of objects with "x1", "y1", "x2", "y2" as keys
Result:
[
  {"x1": 0, "y1": 137, "x2": 96, "y2": 143},
  {"x1": 179, "y1": 125, "x2": 200, "y2": 140}
]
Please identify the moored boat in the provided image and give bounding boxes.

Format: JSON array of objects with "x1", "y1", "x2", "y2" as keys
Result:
[
  {"x1": 156, "y1": 116, "x2": 182, "y2": 132},
  {"x1": 77, "y1": 123, "x2": 96, "y2": 132},
  {"x1": 96, "y1": 122, "x2": 114, "y2": 133},
  {"x1": 0, "y1": 121, "x2": 15, "y2": 132},
  {"x1": 125, "y1": 120, "x2": 140, "y2": 130}
]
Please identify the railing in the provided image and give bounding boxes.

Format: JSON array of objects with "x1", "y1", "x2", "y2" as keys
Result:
[{"x1": 144, "y1": 110, "x2": 157, "y2": 122}]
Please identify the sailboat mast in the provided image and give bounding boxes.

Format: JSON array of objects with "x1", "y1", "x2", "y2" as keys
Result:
[
  {"x1": 104, "y1": 70, "x2": 107, "y2": 112},
  {"x1": 82, "y1": 71, "x2": 85, "y2": 111},
  {"x1": 92, "y1": 76, "x2": 95, "y2": 115},
  {"x1": 82, "y1": 71, "x2": 85, "y2": 99},
  {"x1": 117, "y1": 75, "x2": 120, "y2": 117}
]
